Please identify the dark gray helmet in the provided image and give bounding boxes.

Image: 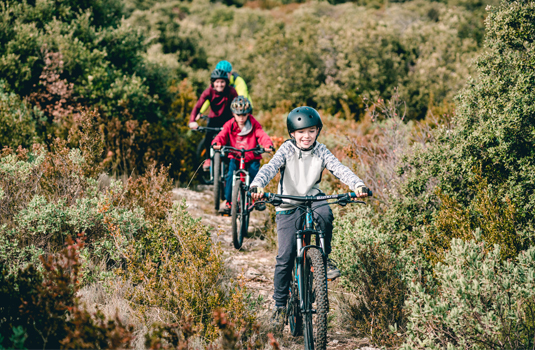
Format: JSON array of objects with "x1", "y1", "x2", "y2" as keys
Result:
[
  {"x1": 231, "y1": 96, "x2": 252, "y2": 115},
  {"x1": 210, "y1": 69, "x2": 229, "y2": 82},
  {"x1": 286, "y1": 106, "x2": 323, "y2": 136}
]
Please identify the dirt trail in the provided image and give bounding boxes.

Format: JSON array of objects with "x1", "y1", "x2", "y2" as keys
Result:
[{"x1": 173, "y1": 186, "x2": 378, "y2": 350}]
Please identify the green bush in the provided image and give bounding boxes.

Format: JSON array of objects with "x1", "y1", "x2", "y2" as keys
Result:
[
  {"x1": 332, "y1": 205, "x2": 408, "y2": 347},
  {"x1": 0, "y1": 81, "x2": 40, "y2": 149},
  {"x1": 380, "y1": 0, "x2": 535, "y2": 262},
  {"x1": 0, "y1": 235, "x2": 135, "y2": 350},
  {"x1": 123, "y1": 202, "x2": 257, "y2": 342},
  {"x1": 403, "y1": 239, "x2": 535, "y2": 349}
]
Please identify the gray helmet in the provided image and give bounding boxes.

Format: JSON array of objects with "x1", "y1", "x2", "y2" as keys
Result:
[
  {"x1": 231, "y1": 96, "x2": 252, "y2": 115},
  {"x1": 210, "y1": 69, "x2": 229, "y2": 83},
  {"x1": 286, "y1": 106, "x2": 323, "y2": 136}
]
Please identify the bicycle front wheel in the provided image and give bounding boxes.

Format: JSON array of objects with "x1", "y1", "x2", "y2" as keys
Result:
[
  {"x1": 195, "y1": 138, "x2": 211, "y2": 185},
  {"x1": 303, "y1": 249, "x2": 328, "y2": 350},
  {"x1": 213, "y1": 152, "x2": 221, "y2": 211},
  {"x1": 231, "y1": 180, "x2": 249, "y2": 249}
]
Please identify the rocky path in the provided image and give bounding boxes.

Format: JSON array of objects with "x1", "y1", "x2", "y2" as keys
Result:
[{"x1": 173, "y1": 186, "x2": 377, "y2": 350}]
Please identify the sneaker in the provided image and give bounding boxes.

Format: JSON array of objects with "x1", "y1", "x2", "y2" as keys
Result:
[
  {"x1": 326, "y1": 258, "x2": 341, "y2": 281},
  {"x1": 203, "y1": 159, "x2": 211, "y2": 171},
  {"x1": 270, "y1": 306, "x2": 286, "y2": 333},
  {"x1": 218, "y1": 201, "x2": 231, "y2": 215},
  {"x1": 255, "y1": 202, "x2": 266, "y2": 211}
]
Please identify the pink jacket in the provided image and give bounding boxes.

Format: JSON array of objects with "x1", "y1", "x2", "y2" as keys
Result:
[{"x1": 212, "y1": 115, "x2": 274, "y2": 163}]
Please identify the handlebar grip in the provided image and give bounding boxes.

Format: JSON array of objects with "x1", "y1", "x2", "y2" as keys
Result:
[{"x1": 348, "y1": 189, "x2": 373, "y2": 198}]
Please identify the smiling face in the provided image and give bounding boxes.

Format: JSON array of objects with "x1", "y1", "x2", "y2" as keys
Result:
[
  {"x1": 233, "y1": 113, "x2": 248, "y2": 129},
  {"x1": 291, "y1": 126, "x2": 319, "y2": 149},
  {"x1": 213, "y1": 79, "x2": 227, "y2": 92}
]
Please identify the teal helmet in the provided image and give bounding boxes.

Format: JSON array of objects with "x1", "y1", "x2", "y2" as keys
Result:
[{"x1": 216, "y1": 60, "x2": 233, "y2": 73}]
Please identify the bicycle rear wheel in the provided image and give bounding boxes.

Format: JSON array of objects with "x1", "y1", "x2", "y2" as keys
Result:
[
  {"x1": 303, "y1": 249, "x2": 328, "y2": 350},
  {"x1": 231, "y1": 180, "x2": 249, "y2": 249}
]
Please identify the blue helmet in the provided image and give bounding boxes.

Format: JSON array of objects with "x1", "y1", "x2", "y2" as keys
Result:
[{"x1": 215, "y1": 60, "x2": 233, "y2": 73}]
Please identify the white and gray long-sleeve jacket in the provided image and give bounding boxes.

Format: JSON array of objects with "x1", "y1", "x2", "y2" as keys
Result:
[{"x1": 250, "y1": 140, "x2": 365, "y2": 211}]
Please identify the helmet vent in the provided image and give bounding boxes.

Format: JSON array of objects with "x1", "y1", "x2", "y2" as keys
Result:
[
  {"x1": 309, "y1": 115, "x2": 312, "y2": 118},
  {"x1": 297, "y1": 117, "x2": 301, "y2": 121}
]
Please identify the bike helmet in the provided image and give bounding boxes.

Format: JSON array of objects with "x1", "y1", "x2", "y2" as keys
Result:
[
  {"x1": 210, "y1": 69, "x2": 229, "y2": 83},
  {"x1": 215, "y1": 60, "x2": 233, "y2": 73},
  {"x1": 231, "y1": 96, "x2": 252, "y2": 115},
  {"x1": 286, "y1": 106, "x2": 323, "y2": 136}
]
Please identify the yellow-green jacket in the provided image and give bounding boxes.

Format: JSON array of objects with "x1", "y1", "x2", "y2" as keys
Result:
[{"x1": 200, "y1": 73, "x2": 252, "y2": 114}]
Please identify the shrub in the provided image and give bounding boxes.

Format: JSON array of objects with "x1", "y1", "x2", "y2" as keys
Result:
[
  {"x1": 122, "y1": 202, "x2": 256, "y2": 342},
  {"x1": 331, "y1": 205, "x2": 408, "y2": 347},
  {"x1": 0, "y1": 235, "x2": 135, "y2": 350},
  {"x1": 431, "y1": 175, "x2": 522, "y2": 263},
  {"x1": 403, "y1": 239, "x2": 535, "y2": 350},
  {"x1": 0, "y1": 80, "x2": 40, "y2": 149}
]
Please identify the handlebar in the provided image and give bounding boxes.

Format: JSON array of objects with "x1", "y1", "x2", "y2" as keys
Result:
[
  {"x1": 249, "y1": 190, "x2": 372, "y2": 207},
  {"x1": 196, "y1": 126, "x2": 223, "y2": 132},
  {"x1": 221, "y1": 145, "x2": 273, "y2": 156}
]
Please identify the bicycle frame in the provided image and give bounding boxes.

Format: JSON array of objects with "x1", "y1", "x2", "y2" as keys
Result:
[{"x1": 223, "y1": 146, "x2": 266, "y2": 213}]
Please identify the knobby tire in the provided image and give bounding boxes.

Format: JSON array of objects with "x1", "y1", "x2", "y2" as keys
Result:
[
  {"x1": 231, "y1": 180, "x2": 249, "y2": 249},
  {"x1": 195, "y1": 137, "x2": 210, "y2": 185},
  {"x1": 213, "y1": 152, "x2": 221, "y2": 211},
  {"x1": 303, "y1": 249, "x2": 328, "y2": 350}
]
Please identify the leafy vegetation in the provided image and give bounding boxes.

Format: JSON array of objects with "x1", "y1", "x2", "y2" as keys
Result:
[
  {"x1": 1, "y1": 0, "x2": 533, "y2": 347},
  {"x1": 330, "y1": 0, "x2": 535, "y2": 346}
]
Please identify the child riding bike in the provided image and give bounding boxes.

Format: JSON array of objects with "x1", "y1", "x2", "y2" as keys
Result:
[
  {"x1": 212, "y1": 96, "x2": 274, "y2": 215},
  {"x1": 189, "y1": 68, "x2": 238, "y2": 171},
  {"x1": 250, "y1": 106, "x2": 369, "y2": 332},
  {"x1": 199, "y1": 60, "x2": 253, "y2": 115}
]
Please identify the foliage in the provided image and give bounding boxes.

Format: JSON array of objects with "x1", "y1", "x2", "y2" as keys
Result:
[
  {"x1": 0, "y1": 0, "x2": 200, "y2": 180},
  {"x1": 0, "y1": 235, "x2": 135, "y2": 350},
  {"x1": 332, "y1": 205, "x2": 407, "y2": 347},
  {"x1": 431, "y1": 175, "x2": 521, "y2": 263},
  {"x1": 123, "y1": 202, "x2": 256, "y2": 342},
  {"x1": 0, "y1": 80, "x2": 40, "y2": 149},
  {"x1": 128, "y1": 0, "x2": 487, "y2": 120},
  {"x1": 381, "y1": 0, "x2": 535, "y2": 263},
  {"x1": 402, "y1": 239, "x2": 535, "y2": 349}
]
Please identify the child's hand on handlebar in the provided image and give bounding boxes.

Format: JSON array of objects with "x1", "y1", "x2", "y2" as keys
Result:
[
  {"x1": 354, "y1": 185, "x2": 369, "y2": 198},
  {"x1": 189, "y1": 122, "x2": 199, "y2": 129},
  {"x1": 250, "y1": 186, "x2": 264, "y2": 200},
  {"x1": 195, "y1": 113, "x2": 202, "y2": 121},
  {"x1": 213, "y1": 144, "x2": 221, "y2": 150}
]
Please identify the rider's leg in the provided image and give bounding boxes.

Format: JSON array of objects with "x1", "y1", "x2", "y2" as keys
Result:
[
  {"x1": 246, "y1": 160, "x2": 265, "y2": 210},
  {"x1": 225, "y1": 159, "x2": 238, "y2": 203},
  {"x1": 247, "y1": 160, "x2": 261, "y2": 182},
  {"x1": 311, "y1": 202, "x2": 334, "y2": 254},
  {"x1": 311, "y1": 202, "x2": 340, "y2": 279},
  {"x1": 273, "y1": 209, "x2": 301, "y2": 308}
]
